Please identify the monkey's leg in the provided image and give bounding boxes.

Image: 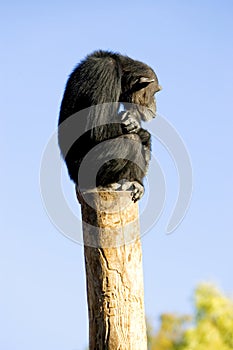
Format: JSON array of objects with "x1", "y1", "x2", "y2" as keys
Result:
[{"x1": 94, "y1": 134, "x2": 146, "y2": 201}]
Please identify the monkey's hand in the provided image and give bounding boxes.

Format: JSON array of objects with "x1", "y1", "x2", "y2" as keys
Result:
[{"x1": 121, "y1": 111, "x2": 141, "y2": 134}]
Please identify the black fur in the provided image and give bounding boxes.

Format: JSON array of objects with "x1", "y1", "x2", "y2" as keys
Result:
[{"x1": 58, "y1": 50, "x2": 161, "y2": 201}]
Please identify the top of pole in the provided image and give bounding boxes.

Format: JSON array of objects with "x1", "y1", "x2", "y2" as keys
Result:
[{"x1": 76, "y1": 188, "x2": 140, "y2": 248}]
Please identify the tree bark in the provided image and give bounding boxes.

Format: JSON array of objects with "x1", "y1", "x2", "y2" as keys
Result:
[{"x1": 77, "y1": 189, "x2": 147, "y2": 350}]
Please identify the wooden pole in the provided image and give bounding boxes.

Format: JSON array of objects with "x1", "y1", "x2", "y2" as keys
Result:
[{"x1": 77, "y1": 189, "x2": 147, "y2": 350}]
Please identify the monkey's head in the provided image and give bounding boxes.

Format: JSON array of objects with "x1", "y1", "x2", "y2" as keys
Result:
[{"x1": 119, "y1": 58, "x2": 161, "y2": 121}]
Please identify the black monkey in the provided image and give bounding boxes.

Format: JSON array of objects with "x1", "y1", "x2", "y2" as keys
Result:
[{"x1": 58, "y1": 50, "x2": 161, "y2": 202}]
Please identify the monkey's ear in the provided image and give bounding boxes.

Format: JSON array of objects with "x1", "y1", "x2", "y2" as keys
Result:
[
  {"x1": 138, "y1": 77, "x2": 155, "y2": 84},
  {"x1": 134, "y1": 77, "x2": 155, "y2": 90},
  {"x1": 130, "y1": 76, "x2": 155, "y2": 92}
]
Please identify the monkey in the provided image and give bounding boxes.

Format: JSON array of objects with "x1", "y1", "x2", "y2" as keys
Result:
[{"x1": 58, "y1": 50, "x2": 161, "y2": 202}]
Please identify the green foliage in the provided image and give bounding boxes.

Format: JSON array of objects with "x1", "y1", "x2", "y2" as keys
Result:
[
  {"x1": 148, "y1": 284, "x2": 233, "y2": 350},
  {"x1": 148, "y1": 313, "x2": 191, "y2": 350}
]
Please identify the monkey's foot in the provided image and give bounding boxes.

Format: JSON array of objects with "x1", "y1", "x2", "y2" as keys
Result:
[
  {"x1": 106, "y1": 180, "x2": 144, "y2": 202},
  {"x1": 130, "y1": 181, "x2": 144, "y2": 202}
]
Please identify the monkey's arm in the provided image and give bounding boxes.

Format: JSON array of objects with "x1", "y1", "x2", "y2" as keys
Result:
[
  {"x1": 120, "y1": 110, "x2": 151, "y2": 147},
  {"x1": 137, "y1": 128, "x2": 151, "y2": 146},
  {"x1": 90, "y1": 109, "x2": 142, "y2": 143}
]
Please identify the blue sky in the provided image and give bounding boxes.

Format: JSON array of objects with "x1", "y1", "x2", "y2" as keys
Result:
[{"x1": 1, "y1": 1, "x2": 233, "y2": 349}]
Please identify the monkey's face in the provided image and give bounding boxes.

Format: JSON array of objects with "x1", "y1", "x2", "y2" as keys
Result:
[
  {"x1": 131, "y1": 80, "x2": 162, "y2": 121},
  {"x1": 120, "y1": 66, "x2": 161, "y2": 121}
]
